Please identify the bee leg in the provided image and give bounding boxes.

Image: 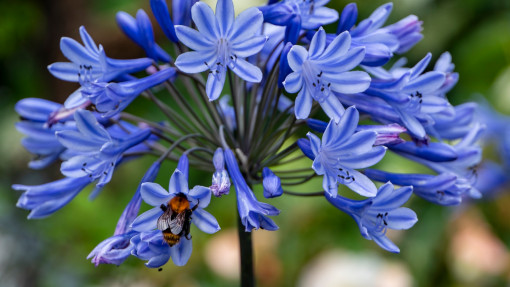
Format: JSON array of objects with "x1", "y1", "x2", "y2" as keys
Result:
[
  {"x1": 160, "y1": 204, "x2": 167, "y2": 212},
  {"x1": 185, "y1": 234, "x2": 192, "y2": 240},
  {"x1": 191, "y1": 199, "x2": 200, "y2": 211}
]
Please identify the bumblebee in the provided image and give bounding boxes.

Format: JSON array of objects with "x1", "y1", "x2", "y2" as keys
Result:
[{"x1": 157, "y1": 194, "x2": 198, "y2": 246}]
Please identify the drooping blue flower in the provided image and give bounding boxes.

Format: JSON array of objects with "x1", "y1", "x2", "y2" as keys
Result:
[
  {"x1": 211, "y1": 148, "x2": 230, "y2": 197},
  {"x1": 336, "y1": 3, "x2": 423, "y2": 66},
  {"x1": 56, "y1": 109, "x2": 151, "y2": 190},
  {"x1": 363, "y1": 53, "x2": 449, "y2": 139},
  {"x1": 174, "y1": 0, "x2": 266, "y2": 101},
  {"x1": 259, "y1": 0, "x2": 339, "y2": 43},
  {"x1": 14, "y1": 98, "x2": 74, "y2": 169},
  {"x1": 262, "y1": 167, "x2": 283, "y2": 198},
  {"x1": 88, "y1": 231, "x2": 138, "y2": 266},
  {"x1": 130, "y1": 165, "x2": 219, "y2": 266},
  {"x1": 69, "y1": 67, "x2": 175, "y2": 117},
  {"x1": 307, "y1": 118, "x2": 406, "y2": 146},
  {"x1": 392, "y1": 123, "x2": 485, "y2": 199},
  {"x1": 364, "y1": 169, "x2": 465, "y2": 206},
  {"x1": 48, "y1": 26, "x2": 152, "y2": 83},
  {"x1": 116, "y1": 9, "x2": 172, "y2": 62},
  {"x1": 283, "y1": 28, "x2": 370, "y2": 122},
  {"x1": 306, "y1": 107, "x2": 386, "y2": 197},
  {"x1": 327, "y1": 182, "x2": 417, "y2": 253},
  {"x1": 88, "y1": 160, "x2": 161, "y2": 266},
  {"x1": 13, "y1": 176, "x2": 92, "y2": 219},
  {"x1": 224, "y1": 148, "x2": 280, "y2": 231}
]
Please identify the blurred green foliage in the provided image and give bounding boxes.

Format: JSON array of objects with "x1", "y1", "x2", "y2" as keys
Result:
[{"x1": 1, "y1": 0, "x2": 510, "y2": 286}]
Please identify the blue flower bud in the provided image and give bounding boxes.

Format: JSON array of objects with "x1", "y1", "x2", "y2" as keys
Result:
[{"x1": 262, "y1": 167, "x2": 283, "y2": 198}]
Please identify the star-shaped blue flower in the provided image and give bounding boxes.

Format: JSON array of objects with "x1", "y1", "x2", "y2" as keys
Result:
[
  {"x1": 174, "y1": 0, "x2": 266, "y2": 101},
  {"x1": 283, "y1": 28, "x2": 370, "y2": 122},
  {"x1": 131, "y1": 168, "x2": 220, "y2": 267},
  {"x1": 307, "y1": 106, "x2": 386, "y2": 197},
  {"x1": 327, "y1": 182, "x2": 417, "y2": 253}
]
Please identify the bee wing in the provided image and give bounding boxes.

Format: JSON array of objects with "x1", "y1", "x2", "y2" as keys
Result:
[
  {"x1": 169, "y1": 212, "x2": 187, "y2": 235},
  {"x1": 157, "y1": 209, "x2": 173, "y2": 231}
]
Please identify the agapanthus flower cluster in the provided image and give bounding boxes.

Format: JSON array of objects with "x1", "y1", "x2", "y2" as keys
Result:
[{"x1": 14, "y1": 0, "x2": 491, "y2": 274}]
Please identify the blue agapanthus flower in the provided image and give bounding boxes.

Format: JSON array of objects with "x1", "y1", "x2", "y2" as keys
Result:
[
  {"x1": 174, "y1": 0, "x2": 266, "y2": 101},
  {"x1": 305, "y1": 107, "x2": 386, "y2": 197},
  {"x1": 48, "y1": 26, "x2": 152, "y2": 83},
  {"x1": 260, "y1": 0, "x2": 339, "y2": 43},
  {"x1": 56, "y1": 109, "x2": 151, "y2": 190},
  {"x1": 283, "y1": 28, "x2": 370, "y2": 122},
  {"x1": 131, "y1": 162, "x2": 219, "y2": 267},
  {"x1": 327, "y1": 182, "x2": 417, "y2": 253}
]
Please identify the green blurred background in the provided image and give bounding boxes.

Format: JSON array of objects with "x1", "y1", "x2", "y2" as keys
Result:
[{"x1": 1, "y1": 0, "x2": 510, "y2": 286}]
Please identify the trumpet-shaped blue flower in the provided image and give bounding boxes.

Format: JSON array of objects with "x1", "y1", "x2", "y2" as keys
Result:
[
  {"x1": 364, "y1": 169, "x2": 466, "y2": 206},
  {"x1": 116, "y1": 9, "x2": 172, "y2": 62},
  {"x1": 307, "y1": 118, "x2": 406, "y2": 146},
  {"x1": 364, "y1": 53, "x2": 449, "y2": 139},
  {"x1": 259, "y1": 0, "x2": 338, "y2": 43},
  {"x1": 283, "y1": 28, "x2": 370, "y2": 122},
  {"x1": 327, "y1": 182, "x2": 417, "y2": 253},
  {"x1": 70, "y1": 67, "x2": 175, "y2": 117},
  {"x1": 130, "y1": 165, "x2": 219, "y2": 266},
  {"x1": 336, "y1": 3, "x2": 423, "y2": 66},
  {"x1": 224, "y1": 148, "x2": 280, "y2": 231},
  {"x1": 15, "y1": 98, "x2": 74, "y2": 169},
  {"x1": 306, "y1": 107, "x2": 386, "y2": 197},
  {"x1": 48, "y1": 26, "x2": 152, "y2": 83},
  {"x1": 56, "y1": 110, "x2": 151, "y2": 189},
  {"x1": 392, "y1": 124, "x2": 485, "y2": 199},
  {"x1": 174, "y1": 0, "x2": 266, "y2": 101},
  {"x1": 13, "y1": 176, "x2": 92, "y2": 219},
  {"x1": 88, "y1": 161, "x2": 161, "y2": 266}
]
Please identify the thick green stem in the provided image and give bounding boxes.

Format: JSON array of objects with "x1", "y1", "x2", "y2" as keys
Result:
[{"x1": 237, "y1": 216, "x2": 255, "y2": 287}]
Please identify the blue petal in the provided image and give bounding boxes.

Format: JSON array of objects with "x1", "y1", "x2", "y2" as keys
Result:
[
  {"x1": 192, "y1": 209, "x2": 220, "y2": 234},
  {"x1": 345, "y1": 169, "x2": 377, "y2": 197},
  {"x1": 231, "y1": 35, "x2": 267, "y2": 58},
  {"x1": 188, "y1": 186, "x2": 211, "y2": 208},
  {"x1": 131, "y1": 207, "x2": 162, "y2": 231},
  {"x1": 307, "y1": 132, "x2": 321, "y2": 156},
  {"x1": 175, "y1": 25, "x2": 214, "y2": 51},
  {"x1": 170, "y1": 238, "x2": 192, "y2": 266},
  {"x1": 60, "y1": 37, "x2": 97, "y2": 64},
  {"x1": 79, "y1": 26, "x2": 99, "y2": 53},
  {"x1": 206, "y1": 68, "x2": 226, "y2": 101},
  {"x1": 48, "y1": 62, "x2": 80, "y2": 82},
  {"x1": 318, "y1": 95, "x2": 345, "y2": 123},
  {"x1": 287, "y1": 45, "x2": 308, "y2": 72},
  {"x1": 309, "y1": 28, "x2": 327, "y2": 60},
  {"x1": 327, "y1": 71, "x2": 371, "y2": 94},
  {"x1": 302, "y1": 7, "x2": 339, "y2": 30},
  {"x1": 322, "y1": 106, "x2": 358, "y2": 147},
  {"x1": 175, "y1": 50, "x2": 217, "y2": 73},
  {"x1": 372, "y1": 234, "x2": 400, "y2": 253},
  {"x1": 232, "y1": 58, "x2": 262, "y2": 83},
  {"x1": 215, "y1": 0, "x2": 235, "y2": 36},
  {"x1": 403, "y1": 71, "x2": 445, "y2": 94},
  {"x1": 320, "y1": 31, "x2": 351, "y2": 62},
  {"x1": 56, "y1": 130, "x2": 105, "y2": 152},
  {"x1": 341, "y1": 146, "x2": 386, "y2": 169},
  {"x1": 74, "y1": 109, "x2": 111, "y2": 141},
  {"x1": 141, "y1": 182, "x2": 171, "y2": 206},
  {"x1": 386, "y1": 207, "x2": 417, "y2": 229},
  {"x1": 150, "y1": 0, "x2": 178, "y2": 42},
  {"x1": 191, "y1": 2, "x2": 220, "y2": 41},
  {"x1": 283, "y1": 72, "x2": 303, "y2": 93},
  {"x1": 294, "y1": 87, "x2": 313, "y2": 119},
  {"x1": 337, "y1": 3, "x2": 358, "y2": 33},
  {"x1": 319, "y1": 47, "x2": 365, "y2": 73},
  {"x1": 168, "y1": 170, "x2": 189, "y2": 195},
  {"x1": 230, "y1": 8, "x2": 264, "y2": 43},
  {"x1": 409, "y1": 53, "x2": 432, "y2": 78}
]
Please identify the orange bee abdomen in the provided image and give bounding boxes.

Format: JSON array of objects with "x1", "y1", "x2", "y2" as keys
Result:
[
  {"x1": 169, "y1": 196, "x2": 190, "y2": 213},
  {"x1": 162, "y1": 231, "x2": 181, "y2": 246}
]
